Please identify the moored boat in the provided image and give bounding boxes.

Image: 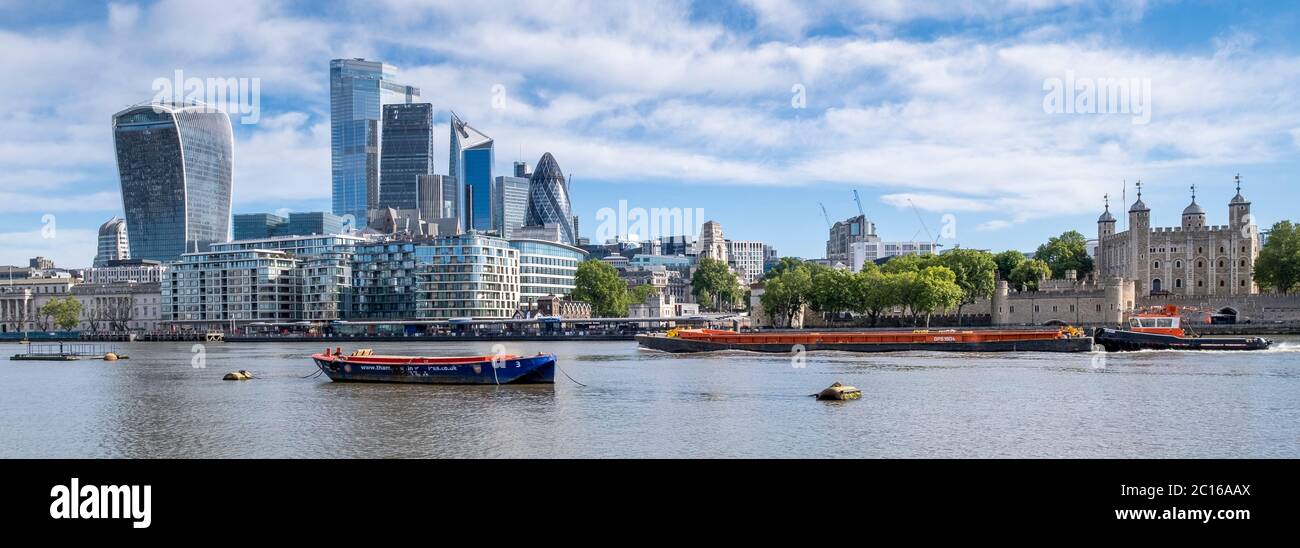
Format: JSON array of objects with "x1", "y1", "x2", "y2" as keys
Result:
[
  {"x1": 1094, "y1": 305, "x2": 1271, "y2": 352},
  {"x1": 311, "y1": 348, "x2": 556, "y2": 384},
  {"x1": 637, "y1": 327, "x2": 1093, "y2": 353}
]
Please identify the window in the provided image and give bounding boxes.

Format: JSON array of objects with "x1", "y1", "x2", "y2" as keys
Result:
[
  {"x1": 1219, "y1": 260, "x2": 1225, "y2": 268},
  {"x1": 1241, "y1": 280, "x2": 1247, "y2": 287},
  {"x1": 1240, "y1": 260, "x2": 1247, "y2": 267},
  {"x1": 1175, "y1": 260, "x2": 1182, "y2": 268},
  {"x1": 1197, "y1": 280, "x2": 1204, "y2": 287},
  {"x1": 1220, "y1": 280, "x2": 1226, "y2": 287},
  {"x1": 1197, "y1": 261, "x2": 1204, "y2": 268},
  {"x1": 1154, "y1": 261, "x2": 1160, "y2": 269},
  {"x1": 1175, "y1": 279, "x2": 1183, "y2": 288}
]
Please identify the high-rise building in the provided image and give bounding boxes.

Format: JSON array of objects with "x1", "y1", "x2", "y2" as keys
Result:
[
  {"x1": 113, "y1": 101, "x2": 234, "y2": 262},
  {"x1": 492, "y1": 176, "x2": 530, "y2": 239},
  {"x1": 825, "y1": 214, "x2": 877, "y2": 266},
  {"x1": 524, "y1": 153, "x2": 575, "y2": 245},
  {"x1": 379, "y1": 103, "x2": 434, "y2": 211},
  {"x1": 449, "y1": 112, "x2": 494, "y2": 232},
  {"x1": 95, "y1": 218, "x2": 130, "y2": 267},
  {"x1": 233, "y1": 212, "x2": 345, "y2": 240},
  {"x1": 726, "y1": 240, "x2": 766, "y2": 284},
  {"x1": 330, "y1": 58, "x2": 419, "y2": 229},
  {"x1": 513, "y1": 161, "x2": 530, "y2": 178},
  {"x1": 233, "y1": 213, "x2": 288, "y2": 240}
]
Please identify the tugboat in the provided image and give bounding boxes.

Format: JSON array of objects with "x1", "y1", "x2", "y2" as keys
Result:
[
  {"x1": 1094, "y1": 305, "x2": 1271, "y2": 352},
  {"x1": 311, "y1": 348, "x2": 556, "y2": 384}
]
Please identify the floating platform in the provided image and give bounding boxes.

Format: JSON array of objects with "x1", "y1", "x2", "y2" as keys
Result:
[
  {"x1": 637, "y1": 328, "x2": 1093, "y2": 353},
  {"x1": 311, "y1": 349, "x2": 556, "y2": 384}
]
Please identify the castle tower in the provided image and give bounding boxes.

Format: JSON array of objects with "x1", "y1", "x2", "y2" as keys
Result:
[
  {"x1": 1096, "y1": 194, "x2": 1116, "y2": 277},
  {"x1": 1128, "y1": 181, "x2": 1151, "y2": 294},
  {"x1": 1227, "y1": 174, "x2": 1258, "y2": 294},
  {"x1": 1229, "y1": 174, "x2": 1251, "y2": 228},
  {"x1": 1181, "y1": 185, "x2": 1206, "y2": 229}
]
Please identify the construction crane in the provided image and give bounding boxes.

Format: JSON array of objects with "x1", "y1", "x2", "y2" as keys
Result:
[
  {"x1": 907, "y1": 198, "x2": 939, "y2": 249},
  {"x1": 852, "y1": 189, "x2": 866, "y2": 217},
  {"x1": 818, "y1": 203, "x2": 833, "y2": 228}
]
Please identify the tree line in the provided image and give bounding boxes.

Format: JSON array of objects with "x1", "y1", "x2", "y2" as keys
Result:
[{"x1": 759, "y1": 230, "x2": 1095, "y2": 327}]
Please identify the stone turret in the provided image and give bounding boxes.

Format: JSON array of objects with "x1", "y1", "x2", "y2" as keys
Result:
[
  {"x1": 992, "y1": 280, "x2": 1010, "y2": 325},
  {"x1": 1181, "y1": 185, "x2": 1206, "y2": 229},
  {"x1": 1229, "y1": 174, "x2": 1251, "y2": 228}
]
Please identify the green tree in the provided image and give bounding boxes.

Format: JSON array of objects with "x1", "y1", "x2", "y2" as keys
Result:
[
  {"x1": 938, "y1": 248, "x2": 997, "y2": 323},
  {"x1": 692, "y1": 258, "x2": 743, "y2": 311},
  {"x1": 880, "y1": 253, "x2": 938, "y2": 274},
  {"x1": 1009, "y1": 259, "x2": 1052, "y2": 292},
  {"x1": 760, "y1": 265, "x2": 813, "y2": 327},
  {"x1": 39, "y1": 297, "x2": 83, "y2": 331},
  {"x1": 909, "y1": 266, "x2": 964, "y2": 327},
  {"x1": 853, "y1": 266, "x2": 900, "y2": 327},
  {"x1": 629, "y1": 283, "x2": 658, "y2": 305},
  {"x1": 1034, "y1": 230, "x2": 1094, "y2": 279},
  {"x1": 993, "y1": 250, "x2": 1026, "y2": 281},
  {"x1": 762, "y1": 257, "x2": 805, "y2": 280},
  {"x1": 1255, "y1": 220, "x2": 1300, "y2": 293},
  {"x1": 572, "y1": 260, "x2": 630, "y2": 317},
  {"x1": 808, "y1": 268, "x2": 856, "y2": 317}
]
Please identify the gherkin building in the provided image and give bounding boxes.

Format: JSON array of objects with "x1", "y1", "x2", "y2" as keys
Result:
[{"x1": 525, "y1": 153, "x2": 575, "y2": 245}]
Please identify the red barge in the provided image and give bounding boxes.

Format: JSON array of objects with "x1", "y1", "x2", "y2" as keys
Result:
[{"x1": 637, "y1": 327, "x2": 1093, "y2": 353}]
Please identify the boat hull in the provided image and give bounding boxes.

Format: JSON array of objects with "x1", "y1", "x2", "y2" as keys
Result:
[
  {"x1": 1093, "y1": 328, "x2": 1271, "y2": 352},
  {"x1": 312, "y1": 353, "x2": 556, "y2": 384},
  {"x1": 636, "y1": 333, "x2": 1093, "y2": 353}
]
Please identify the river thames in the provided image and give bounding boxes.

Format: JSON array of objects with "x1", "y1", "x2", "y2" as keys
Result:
[{"x1": 2, "y1": 340, "x2": 1297, "y2": 458}]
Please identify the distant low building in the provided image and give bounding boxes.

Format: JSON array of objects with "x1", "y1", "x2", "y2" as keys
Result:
[
  {"x1": 536, "y1": 294, "x2": 591, "y2": 319},
  {"x1": 628, "y1": 291, "x2": 699, "y2": 318},
  {"x1": 84, "y1": 259, "x2": 166, "y2": 284}
]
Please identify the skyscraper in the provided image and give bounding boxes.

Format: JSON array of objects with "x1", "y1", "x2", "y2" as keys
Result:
[
  {"x1": 524, "y1": 152, "x2": 575, "y2": 245},
  {"x1": 492, "y1": 175, "x2": 530, "y2": 239},
  {"x1": 449, "y1": 112, "x2": 494, "y2": 232},
  {"x1": 95, "y1": 217, "x2": 129, "y2": 267},
  {"x1": 330, "y1": 58, "x2": 419, "y2": 229},
  {"x1": 113, "y1": 101, "x2": 234, "y2": 262},
  {"x1": 379, "y1": 103, "x2": 434, "y2": 211}
]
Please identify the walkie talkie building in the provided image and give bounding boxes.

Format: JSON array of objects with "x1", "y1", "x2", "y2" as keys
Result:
[{"x1": 112, "y1": 101, "x2": 234, "y2": 262}]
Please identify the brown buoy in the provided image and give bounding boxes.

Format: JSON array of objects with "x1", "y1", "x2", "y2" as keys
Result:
[{"x1": 814, "y1": 381, "x2": 861, "y2": 401}]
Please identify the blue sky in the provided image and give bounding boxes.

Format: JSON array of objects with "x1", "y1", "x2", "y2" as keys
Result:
[{"x1": 1, "y1": 0, "x2": 1299, "y2": 266}]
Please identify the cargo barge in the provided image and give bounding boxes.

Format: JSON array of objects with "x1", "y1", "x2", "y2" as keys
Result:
[{"x1": 637, "y1": 328, "x2": 1093, "y2": 353}]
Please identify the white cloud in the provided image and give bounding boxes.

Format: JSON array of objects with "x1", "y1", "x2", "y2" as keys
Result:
[{"x1": 0, "y1": 228, "x2": 97, "y2": 268}]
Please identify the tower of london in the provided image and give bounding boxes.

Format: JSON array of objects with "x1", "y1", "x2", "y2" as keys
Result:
[{"x1": 1094, "y1": 176, "x2": 1259, "y2": 297}]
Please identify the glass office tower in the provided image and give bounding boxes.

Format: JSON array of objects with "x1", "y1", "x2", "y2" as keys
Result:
[
  {"x1": 379, "y1": 103, "x2": 434, "y2": 211},
  {"x1": 112, "y1": 101, "x2": 234, "y2": 262},
  {"x1": 448, "y1": 112, "x2": 494, "y2": 232},
  {"x1": 330, "y1": 58, "x2": 419, "y2": 229},
  {"x1": 525, "y1": 152, "x2": 576, "y2": 245},
  {"x1": 492, "y1": 175, "x2": 531, "y2": 239}
]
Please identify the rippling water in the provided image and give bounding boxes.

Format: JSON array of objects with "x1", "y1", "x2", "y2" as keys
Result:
[{"x1": 2, "y1": 339, "x2": 1298, "y2": 458}]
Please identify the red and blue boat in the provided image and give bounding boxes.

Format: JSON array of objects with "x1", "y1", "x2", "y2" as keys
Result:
[{"x1": 311, "y1": 348, "x2": 556, "y2": 384}]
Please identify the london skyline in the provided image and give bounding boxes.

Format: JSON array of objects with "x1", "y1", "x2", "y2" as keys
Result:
[{"x1": 2, "y1": 0, "x2": 1299, "y2": 267}]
